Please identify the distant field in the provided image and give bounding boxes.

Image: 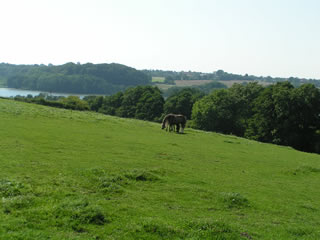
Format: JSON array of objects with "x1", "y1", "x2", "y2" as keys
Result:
[
  {"x1": 218, "y1": 80, "x2": 272, "y2": 88},
  {"x1": 157, "y1": 79, "x2": 272, "y2": 90},
  {"x1": 156, "y1": 80, "x2": 214, "y2": 91},
  {"x1": 155, "y1": 83, "x2": 173, "y2": 91},
  {"x1": 152, "y1": 77, "x2": 166, "y2": 83},
  {"x1": 175, "y1": 80, "x2": 213, "y2": 86},
  {"x1": 1, "y1": 99, "x2": 320, "y2": 239}
]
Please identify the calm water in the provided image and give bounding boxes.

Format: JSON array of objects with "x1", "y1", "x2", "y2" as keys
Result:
[{"x1": 0, "y1": 88, "x2": 88, "y2": 98}]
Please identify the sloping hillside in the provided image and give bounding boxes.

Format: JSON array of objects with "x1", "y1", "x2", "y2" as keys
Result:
[
  {"x1": 0, "y1": 62, "x2": 151, "y2": 95},
  {"x1": 1, "y1": 99, "x2": 320, "y2": 239}
]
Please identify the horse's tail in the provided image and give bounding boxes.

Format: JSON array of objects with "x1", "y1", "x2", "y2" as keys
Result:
[
  {"x1": 182, "y1": 115, "x2": 187, "y2": 128},
  {"x1": 178, "y1": 115, "x2": 187, "y2": 133}
]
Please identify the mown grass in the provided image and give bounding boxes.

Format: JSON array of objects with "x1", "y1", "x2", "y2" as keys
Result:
[{"x1": 1, "y1": 99, "x2": 320, "y2": 239}]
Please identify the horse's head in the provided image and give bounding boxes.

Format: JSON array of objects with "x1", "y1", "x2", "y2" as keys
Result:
[{"x1": 162, "y1": 115, "x2": 171, "y2": 130}]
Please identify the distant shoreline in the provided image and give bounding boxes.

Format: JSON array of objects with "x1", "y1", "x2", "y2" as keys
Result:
[{"x1": 0, "y1": 87, "x2": 93, "y2": 98}]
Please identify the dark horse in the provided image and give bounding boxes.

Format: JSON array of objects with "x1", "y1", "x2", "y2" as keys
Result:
[{"x1": 161, "y1": 114, "x2": 187, "y2": 133}]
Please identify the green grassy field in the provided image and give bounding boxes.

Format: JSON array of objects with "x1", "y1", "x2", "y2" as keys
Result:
[
  {"x1": 152, "y1": 77, "x2": 166, "y2": 83},
  {"x1": 1, "y1": 99, "x2": 320, "y2": 239}
]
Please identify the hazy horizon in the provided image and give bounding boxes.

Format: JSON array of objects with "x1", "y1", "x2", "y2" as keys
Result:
[
  {"x1": 1, "y1": 61, "x2": 320, "y2": 80},
  {"x1": 1, "y1": 0, "x2": 319, "y2": 79}
]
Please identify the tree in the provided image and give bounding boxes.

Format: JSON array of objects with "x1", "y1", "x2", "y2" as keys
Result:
[
  {"x1": 245, "y1": 82, "x2": 320, "y2": 152},
  {"x1": 87, "y1": 96, "x2": 104, "y2": 112},
  {"x1": 98, "y1": 92, "x2": 124, "y2": 116},
  {"x1": 164, "y1": 88, "x2": 204, "y2": 119},
  {"x1": 229, "y1": 82, "x2": 264, "y2": 135},
  {"x1": 117, "y1": 86, "x2": 146, "y2": 118},
  {"x1": 289, "y1": 84, "x2": 320, "y2": 151},
  {"x1": 103, "y1": 86, "x2": 164, "y2": 121},
  {"x1": 191, "y1": 83, "x2": 264, "y2": 136},
  {"x1": 60, "y1": 96, "x2": 89, "y2": 111},
  {"x1": 135, "y1": 89, "x2": 164, "y2": 121},
  {"x1": 191, "y1": 89, "x2": 243, "y2": 134},
  {"x1": 245, "y1": 82, "x2": 294, "y2": 144}
]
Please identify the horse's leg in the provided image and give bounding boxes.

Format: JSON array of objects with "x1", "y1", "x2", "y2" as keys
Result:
[
  {"x1": 176, "y1": 124, "x2": 180, "y2": 133},
  {"x1": 167, "y1": 120, "x2": 172, "y2": 132},
  {"x1": 181, "y1": 123, "x2": 185, "y2": 133}
]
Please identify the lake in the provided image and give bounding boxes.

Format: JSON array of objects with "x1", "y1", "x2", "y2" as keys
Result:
[{"x1": 0, "y1": 88, "x2": 90, "y2": 98}]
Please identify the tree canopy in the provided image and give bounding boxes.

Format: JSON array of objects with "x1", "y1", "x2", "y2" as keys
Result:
[
  {"x1": 0, "y1": 62, "x2": 151, "y2": 95},
  {"x1": 86, "y1": 86, "x2": 164, "y2": 122},
  {"x1": 192, "y1": 82, "x2": 320, "y2": 153},
  {"x1": 163, "y1": 88, "x2": 205, "y2": 120}
]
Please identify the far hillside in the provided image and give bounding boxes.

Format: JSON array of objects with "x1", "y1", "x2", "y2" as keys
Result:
[
  {"x1": 0, "y1": 62, "x2": 151, "y2": 95},
  {"x1": 144, "y1": 69, "x2": 320, "y2": 88}
]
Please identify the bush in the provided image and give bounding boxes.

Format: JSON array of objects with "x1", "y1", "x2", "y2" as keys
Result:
[{"x1": 59, "y1": 96, "x2": 89, "y2": 111}]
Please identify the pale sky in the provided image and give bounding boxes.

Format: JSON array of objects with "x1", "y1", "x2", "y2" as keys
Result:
[{"x1": 1, "y1": 0, "x2": 319, "y2": 79}]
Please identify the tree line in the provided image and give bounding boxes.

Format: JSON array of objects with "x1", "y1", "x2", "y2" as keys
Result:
[
  {"x1": 11, "y1": 82, "x2": 320, "y2": 154},
  {"x1": 192, "y1": 82, "x2": 320, "y2": 153},
  {"x1": 0, "y1": 62, "x2": 151, "y2": 95},
  {"x1": 2, "y1": 62, "x2": 319, "y2": 95}
]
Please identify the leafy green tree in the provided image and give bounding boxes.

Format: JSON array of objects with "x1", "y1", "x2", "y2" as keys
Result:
[
  {"x1": 245, "y1": 82, "x2": 294, "y2": 144},
  {"x1": 245, "y1": 82, "x2": 320, "y2": 152},
  {"x1": 60, "y1": 96, "x2": 89, "y2": 111},
  {"x1": 164, "y1": 88, "x2": 204, "y2": 119},
  {"x1": 191, "y1": 89, "x2": 243, "y2": 134},
  {"x1": 290, "y1": 84, "x2": 320, "y2": 151},
  {"x1": 88, "y1": 96, "x2": 104, "y2": 112},
  {"x1": 102, "y1": 86, "x2": 164, "y2": 121},
  {"x1": 229, "y1": 82, "x2": 264, "y2": 135},
  {"x1": 117, "y1": 87, "x2": 146, "y2": 118},
  {"x1": 99, "y1": 92, "x2": 124, "y2": 115},
  {"x1": 191, "y1": 83, "x2": 263, "y2": 135},
  {"x1": 135, "y1": 88, "x2": 164, "y2": 121}
]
